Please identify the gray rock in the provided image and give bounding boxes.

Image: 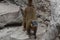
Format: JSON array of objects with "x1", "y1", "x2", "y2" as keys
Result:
[{"x1": 0, "y1": 3, "x2": 23, "y2": 27}]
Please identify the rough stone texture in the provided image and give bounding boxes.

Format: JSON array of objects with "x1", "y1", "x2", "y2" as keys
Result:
[
  {"x1": 0, "y1": 0, "x2": 51, "y2": 40},
  {"x1": 0, "y1": 23, "x2": 47, "y2": 40},
  {"x1": 0, "y1": 3, "x2": 23, "y2": 27},
  {"x1": 0, "y1": 0, "x2": 60, "y2": 40}
]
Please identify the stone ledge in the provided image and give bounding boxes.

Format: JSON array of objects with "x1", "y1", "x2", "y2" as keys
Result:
[{"x1": 0, "y1": 3, "x2": 23, "y2": 28}]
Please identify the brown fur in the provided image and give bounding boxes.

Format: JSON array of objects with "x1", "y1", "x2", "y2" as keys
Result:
[{"x1": 23, "y1": 0, "x2": 37, "y2": 39}]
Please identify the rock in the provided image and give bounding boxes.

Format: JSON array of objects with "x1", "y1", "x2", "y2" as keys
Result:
[
  {"x1": 56, "y1": 23, "x2": 60, "y2": 34},
  {"x1": 38, "y1": 18, "x2": 44, "y2": 23},
  {"x1": 0, "y1": 3, "x2": 23, "y2": 28},
  {"x1": 0, "y1": 0, "x2": 4, "y2": 2}
]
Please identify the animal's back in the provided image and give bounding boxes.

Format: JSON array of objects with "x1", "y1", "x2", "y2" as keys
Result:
[{"x1": 24, "y1": 6, "x2": 37, "y2": 21}]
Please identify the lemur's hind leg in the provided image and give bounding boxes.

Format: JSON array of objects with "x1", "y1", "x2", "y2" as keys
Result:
[
  {"x1": 33, "y1": 27, "x2": 37, "y2": 39},
  {"x1": 23, "y1": 22, "x2": 26, "y2": 31},
  {"x1": 26, "y1": 27, "x2": 31, "y2": 38}
]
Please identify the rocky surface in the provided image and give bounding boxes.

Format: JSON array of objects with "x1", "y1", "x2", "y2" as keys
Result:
[
  {"x1": 0, "y1": 0, "x2": 60, "y2": 40},
  {"x1": 0, "y1": 23, "x2": 47, "y2": 40},
  {"x1": 0, "y1": 0, "x2": 51, "y2": 40},
  {"x1": 0, "y1": 3, "x2": 23, "y2": 27}
]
